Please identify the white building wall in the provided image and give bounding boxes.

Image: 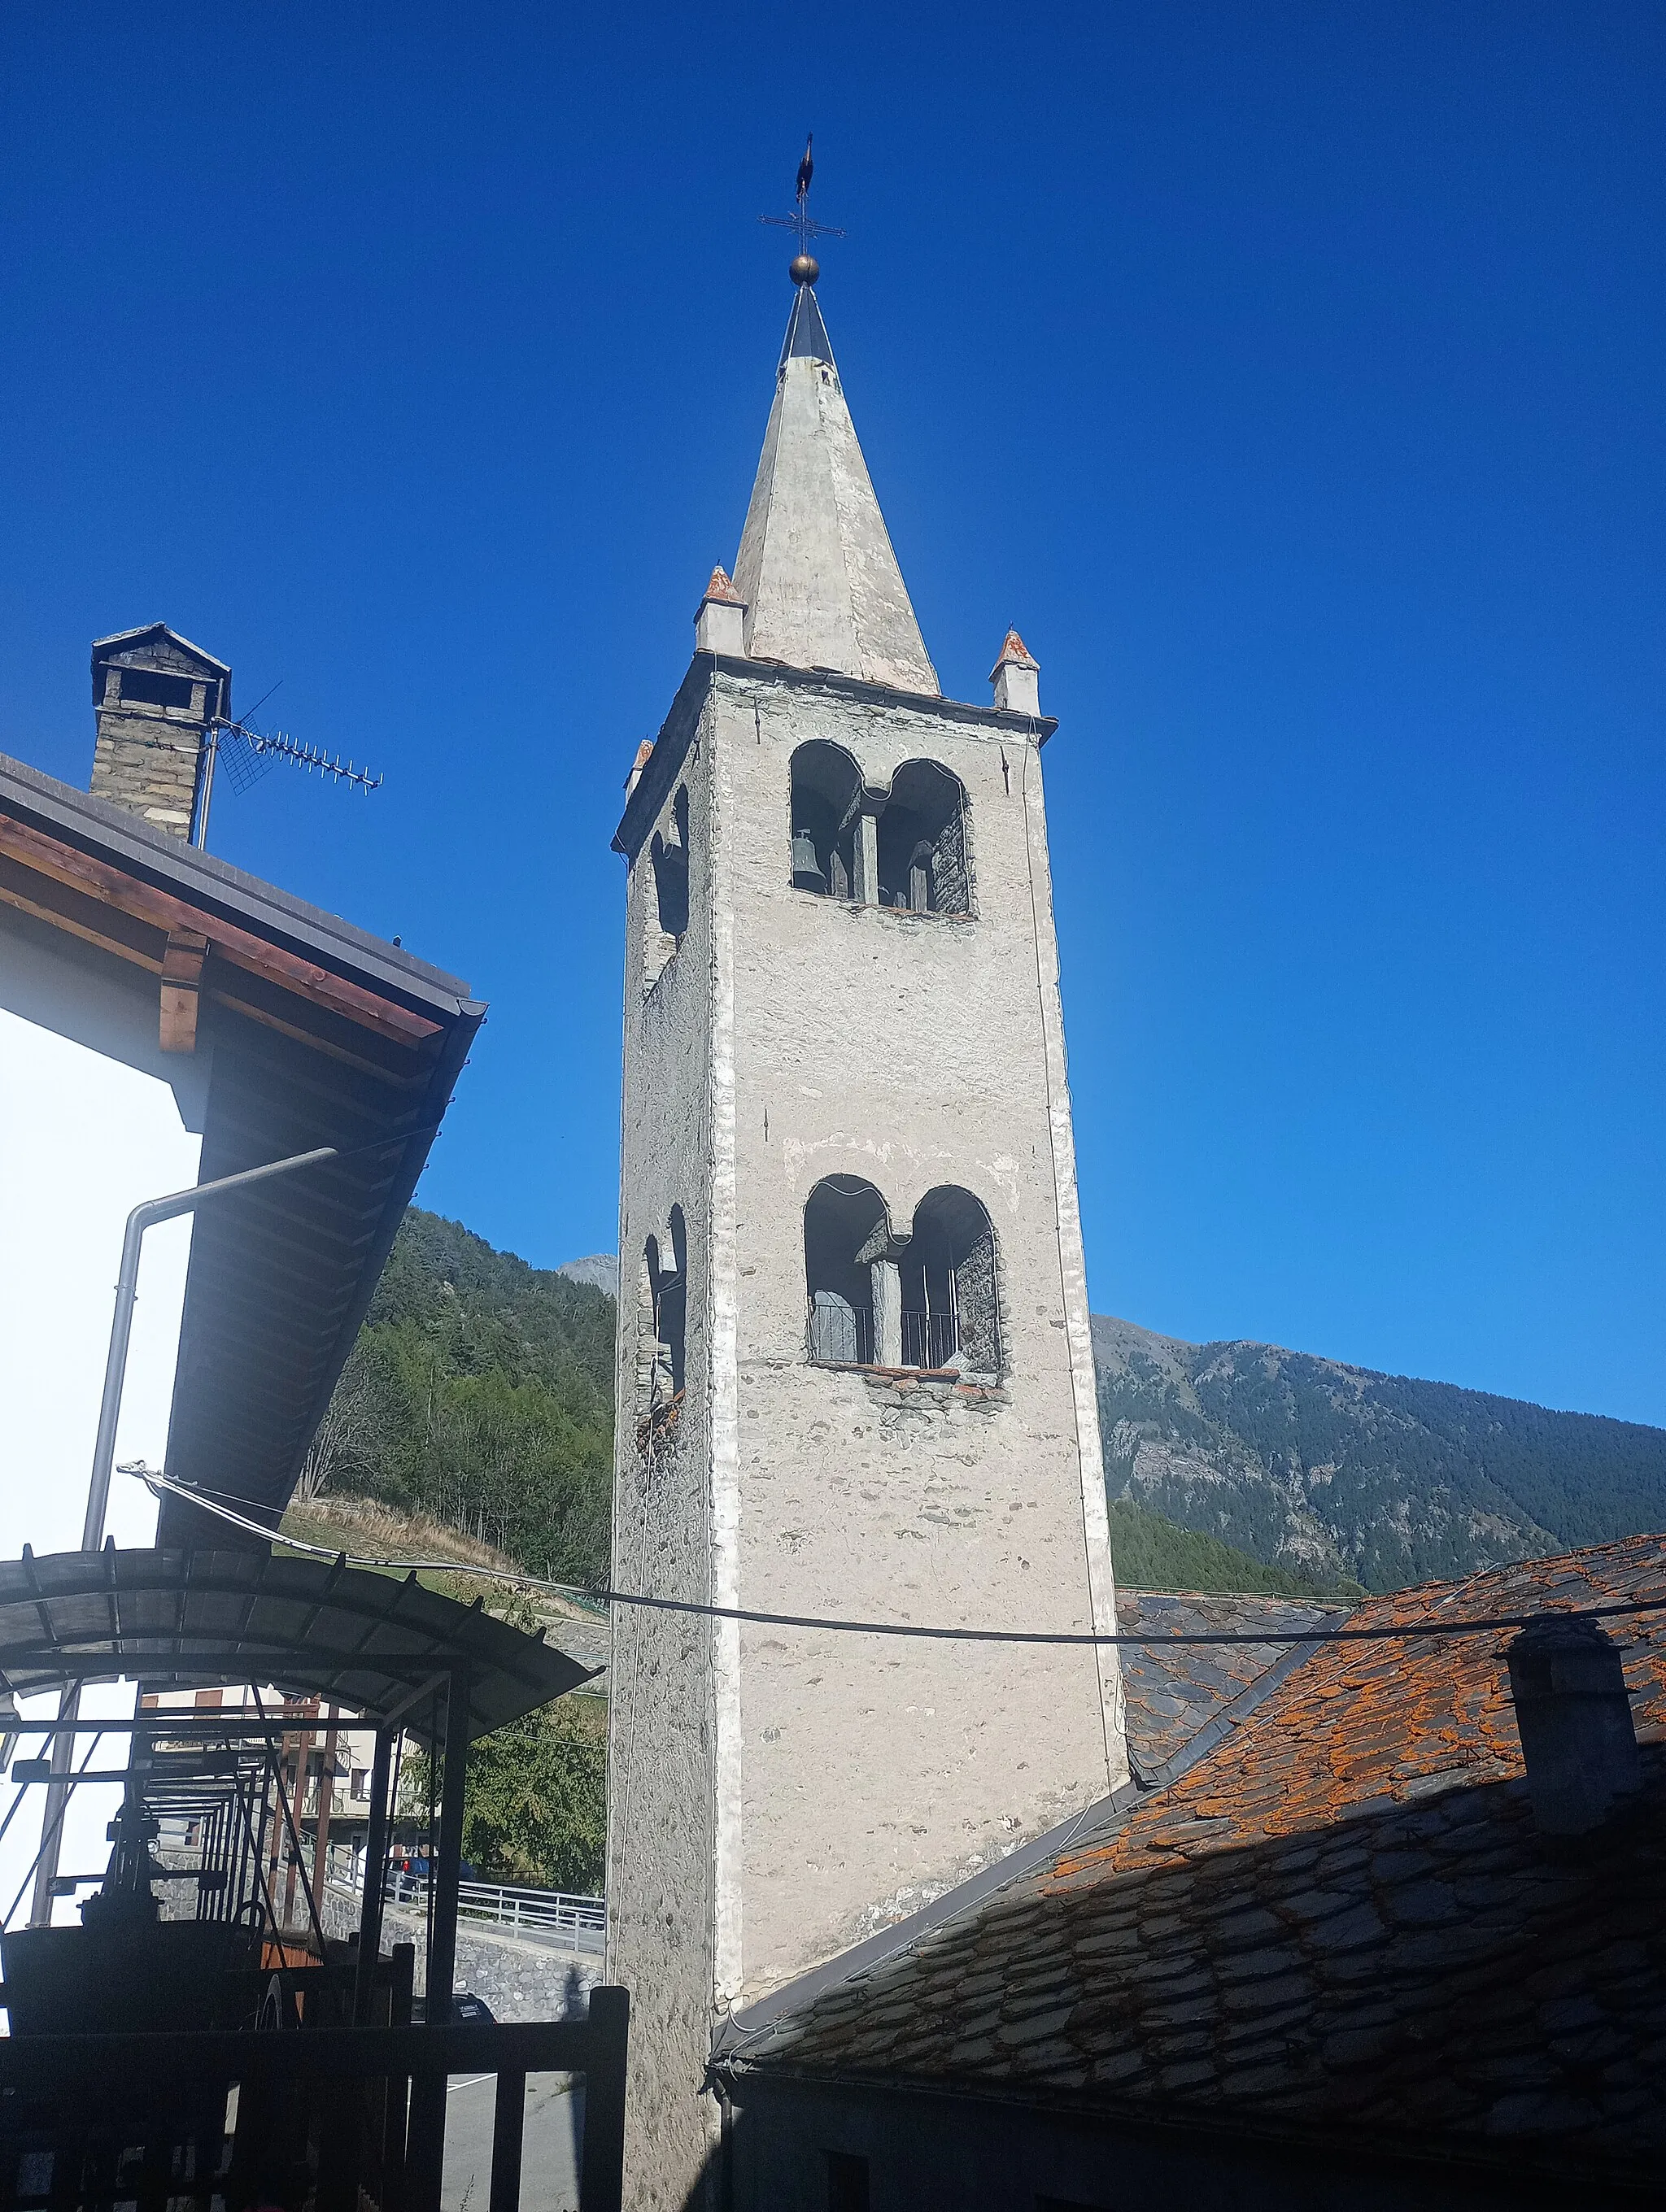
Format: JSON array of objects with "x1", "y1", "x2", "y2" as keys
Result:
[{"x1": 0, "y1": 919, "x2": 207, "y2": 1923}]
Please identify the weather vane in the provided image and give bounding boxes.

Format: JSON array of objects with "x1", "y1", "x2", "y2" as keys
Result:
[{"x1": 760, "y1": 133, "x2": 845, "y2": 285}]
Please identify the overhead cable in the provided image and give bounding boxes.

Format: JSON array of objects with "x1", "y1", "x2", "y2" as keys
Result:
[{"x1": 129, "y1": 1465, "x2": 1666, "y2": 1651}]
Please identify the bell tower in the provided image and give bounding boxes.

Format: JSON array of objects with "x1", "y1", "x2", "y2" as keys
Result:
[{"x1": 606, "y1": 266, "x2": 1125, "y2": 2208}]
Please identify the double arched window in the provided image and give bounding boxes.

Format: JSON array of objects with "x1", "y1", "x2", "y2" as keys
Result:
[
  {"x1": 804, "y1": 1178, "x2": 1001, "y2": 1379},
  {"x1": 788, "y1": 746, "x2": 971, "y2": 915}
]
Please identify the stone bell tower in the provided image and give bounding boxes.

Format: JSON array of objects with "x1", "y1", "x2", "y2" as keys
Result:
[{"x1": 607, "y1": 266, "x2": 1125, "y2": 2207}]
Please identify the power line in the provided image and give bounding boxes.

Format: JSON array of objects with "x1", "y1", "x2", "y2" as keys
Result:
[{"x1": 129, "y1": 1467, "x2": 1666, "y2": 1651}]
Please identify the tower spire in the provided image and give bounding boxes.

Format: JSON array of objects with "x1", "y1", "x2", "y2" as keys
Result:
[{"x1": 732, "y1": 277, "x2": 939, "y2": 695}]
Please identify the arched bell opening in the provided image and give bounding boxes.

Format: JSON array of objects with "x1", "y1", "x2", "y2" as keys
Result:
[
  {"x1": 900, "y1": 1186, "x2": 1001, "y2": 1378},
  {"x1": 876, "y1": 760, "x2": 970, "y2": 915},
  {"x1": 803, "y1": 1176, "x2": 891, "y2": 1365},
  {"x1": 789, "y1": 742, "x2": 862, "y2": 900},
  {"x1": 639, "y1": 1212, "x2": 688, "y2": 1416},
  {"x1": 644, "y1": 786, "x2": 691, "y2": 989}
]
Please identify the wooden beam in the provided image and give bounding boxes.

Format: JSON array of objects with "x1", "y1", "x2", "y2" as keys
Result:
[
  {"x1": 0, "y1": 850, "x2": 166, "y2": 973},
  {"x1": 204, "y1": 988, "x2": 430, "y2": 1089},
  {"x1": 159, "y1": 931, "x2": 207, "y2": 1054},
  {"x1": 0, "y1": 817, "x2": 443, "y2": 1047}
]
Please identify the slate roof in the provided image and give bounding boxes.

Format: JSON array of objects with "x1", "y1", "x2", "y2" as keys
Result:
[
  {"x1": 1115, "y1": 1590, "x2": 1345, "y2": 1777},
  {"x1": 723, "y1": 1537, "x2": 1666, "y2": 2191}
]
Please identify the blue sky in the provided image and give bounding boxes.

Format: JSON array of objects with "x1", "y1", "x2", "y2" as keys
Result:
[{"x1": 2, "y1": 3, "x2": 1661, "y2": 1424}]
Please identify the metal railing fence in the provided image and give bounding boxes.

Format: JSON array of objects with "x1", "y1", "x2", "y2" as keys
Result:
[
  {"x1": 806, "y1": 1300, "x2": 959, "y2": 1372},
  {"x1": 805, "y1": 1298, "x2": 876, "y2": 1365},
  {"x1": 325, "y1": 1846, "x2": 605, "y2": 1953},
  {"x1": 900, "y1": 1308, "x2": 958, "y2": 1370}
]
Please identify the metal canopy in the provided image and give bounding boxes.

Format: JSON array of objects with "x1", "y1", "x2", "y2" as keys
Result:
[{"x1": 0, "y1": 1549, "x2": 595, "y2": 1744}]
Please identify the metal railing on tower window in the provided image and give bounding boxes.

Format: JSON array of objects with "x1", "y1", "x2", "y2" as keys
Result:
[
  {"x1": 900, "y1": 1309, "x2": 958, "y2": 1371},
  {"x1": 806, "y1": 1298, "x2": 876, "y2": 1366}
]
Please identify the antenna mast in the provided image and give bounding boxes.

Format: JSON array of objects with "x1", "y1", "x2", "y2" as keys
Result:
[{"x1": 192, "y1": 707, "x2": 382, "y2": 851}]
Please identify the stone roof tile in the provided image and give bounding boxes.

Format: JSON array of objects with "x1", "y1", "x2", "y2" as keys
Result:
[{"x1": 731, "y1": 1535, "x2": 1666, "y2": 2190}]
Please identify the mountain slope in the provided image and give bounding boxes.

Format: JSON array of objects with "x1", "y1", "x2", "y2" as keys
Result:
[
  {"x1": 307, "y1": 1211, "x2": 615, "y2": 1585},
  {"x1": 1095, "y1": 1314, "x2": 1666, "y2": 1592}
]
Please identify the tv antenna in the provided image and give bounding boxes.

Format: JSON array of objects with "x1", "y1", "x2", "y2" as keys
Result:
[
  {"x1": 191, "y1": 683, "x2": 382, "y2": 851},
  {"x1": 760, "y1": 133, "x2": 845, "y2": 283}
]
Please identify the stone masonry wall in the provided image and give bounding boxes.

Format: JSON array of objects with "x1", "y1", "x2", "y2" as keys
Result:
[
  {"x1": 712, "y1": 667, "x2": 1126, "y2": 2002},
  {"x1": 608, "y1": 706, "x2": 725, "y2": 2211}
]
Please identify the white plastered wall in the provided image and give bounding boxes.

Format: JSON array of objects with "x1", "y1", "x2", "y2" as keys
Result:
[{"x1": 0, "y1": 920, "x2": 207, "y2": 1926}]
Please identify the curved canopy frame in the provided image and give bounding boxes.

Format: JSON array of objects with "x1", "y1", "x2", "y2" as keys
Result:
[{"x1": 0, "y1": 1548, "x2": 595, "y2": 1745}]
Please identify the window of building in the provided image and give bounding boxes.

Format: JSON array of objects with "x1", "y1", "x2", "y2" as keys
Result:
[
  {"x1": 901, "y1": 1185, "x2": 1001, "y2": 1378},
  {"x1": 645, "y1": 787, "x2": 691, "y2": 987},
  {"x1": 824, "y1": 2152, "x2": 870, "y2": 2212},
  {"x1": 790, "y1": 742, "x2": 863, "y2": 899},
  {"x1": 117, "y1": 668, "x2": 197, "y2": 712},
  {"x1": 804, "y1": 1176, "x2": 890, "y2": 1365},
  {"x1": 639, "y1": 1210, "x2": 688, "y2": 1411},
  {"x1": 876, "y1": 759, "x2": 970, "y2": 914},
  {"x1": 805, "y1": 1180, "x2": 1001, "y2": 1378}
]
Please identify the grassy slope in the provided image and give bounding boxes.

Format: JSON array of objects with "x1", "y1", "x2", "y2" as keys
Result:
[{"x1": 1106, "y1": 1498, "x2": 1363, "y2": 1600}]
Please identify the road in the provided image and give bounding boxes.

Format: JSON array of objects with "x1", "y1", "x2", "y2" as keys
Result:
[{"x1": 442, "y1": 2070, "x2": 583, "y2": 2212}]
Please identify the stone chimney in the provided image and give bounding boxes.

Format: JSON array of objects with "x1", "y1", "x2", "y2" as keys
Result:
[
  {"x1": 990, "y1": 629, "x2": 1040, "y2": 716},
  {"x1": 90, "y1": 625, "x2": 230, "y2": 838},
  {"x1": 695, "y1": 566, "x2": 747, "y2": 657},
  {"x1": 1506, "y1": 1616, "x2": 1642, "y2": 1837}
]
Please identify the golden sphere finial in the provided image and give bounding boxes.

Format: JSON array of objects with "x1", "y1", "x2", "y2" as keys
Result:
[{"x1": 790, "y1": 253, "x2": 820, "y2": 287}]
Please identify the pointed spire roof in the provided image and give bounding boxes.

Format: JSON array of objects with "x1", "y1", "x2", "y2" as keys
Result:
[
  {"x1": 991, "y1": 629, "x2": 1038, "y2": 677},
  {"x1": 733, "y1": 285, "x2": 939, "y2": 695}
]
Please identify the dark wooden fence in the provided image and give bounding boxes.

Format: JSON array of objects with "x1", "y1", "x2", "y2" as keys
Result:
[{"x1": 0, "y1": 1991, "x2": 629, "y2": 2212}]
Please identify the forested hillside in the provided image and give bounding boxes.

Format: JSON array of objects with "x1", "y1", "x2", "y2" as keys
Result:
[
  {"x1": 1096, "y1": 1315, "x2": 1666, "y2": 1592},
  {"x1": 304, "y1": 1210, "x2": 614, "y2": 1587}
]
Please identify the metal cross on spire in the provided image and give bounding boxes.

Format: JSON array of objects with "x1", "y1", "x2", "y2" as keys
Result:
[{"x1": 760, "y1": 133, "x2": 845, "y2": 285}]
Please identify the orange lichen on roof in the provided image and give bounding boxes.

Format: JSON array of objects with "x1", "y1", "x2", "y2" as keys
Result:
[
  {"x1": 746, "y1": 1537, "x2": 1666, "y2": 2183},
  {"x1": 701, "y1": 565, "x2": 743, "y2": 604},
  {"x1": 992, "y1": 627, "x2": 1039, "y2": 670},
  {"x1": 1050, "y1": 1535, "x2": 1666, "y2": 1886}
]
